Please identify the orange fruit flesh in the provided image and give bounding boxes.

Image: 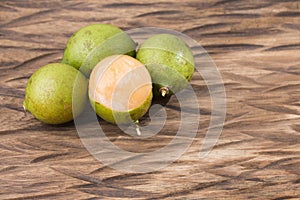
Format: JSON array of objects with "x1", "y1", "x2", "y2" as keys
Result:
[{"x1": 89, "y1": 55, "x2": 152, "y2": 112}]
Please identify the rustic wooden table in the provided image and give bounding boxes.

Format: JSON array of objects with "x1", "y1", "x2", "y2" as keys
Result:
[{"x1": 1, "y1": 0, "x2": 300, "y2": 199}]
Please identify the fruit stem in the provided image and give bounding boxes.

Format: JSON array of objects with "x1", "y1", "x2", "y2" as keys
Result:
[
  {"x1": 159, "y1": 87, "x2": 169, "y2": 97},
  {"x1": 134, "y1": 120, "x2": 141, "y2": 136},
  {"x1": 22, "y1": 103, "x2": 27, "y2": 117}
]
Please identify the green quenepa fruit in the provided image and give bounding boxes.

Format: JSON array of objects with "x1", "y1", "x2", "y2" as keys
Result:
[
  {"x1": 89, "y1": 55, "x2": 152, "y2": 124},
  {"x1": 23, "y1": 63, "x2": 88, "y2": 124},
  {"x1": 62, "y1": 24, "x2": 136, "y2": 77},
  {"x1": 136, "y1": 34, "x2": 194, "y2": 97}
]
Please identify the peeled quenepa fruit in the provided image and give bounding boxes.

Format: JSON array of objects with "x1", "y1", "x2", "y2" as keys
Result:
[
  {"x1": 62, "y1": 24, "x2": 136, "y2": 76},
  {"x1": 136, "y1": 34, "x2": 194, "y2": 97},
  {"x1": 23, "y1": 63, "x2": 88, "y2": 124},
  {"x1": 89, "y1": 55, "x2": 152, "y2": 124}
]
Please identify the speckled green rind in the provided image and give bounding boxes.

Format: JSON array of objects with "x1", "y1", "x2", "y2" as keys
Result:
[
  {"x1": 89, "y1": 92, "x2": 152, "y2": 124},
  {"x1": 62, "y1": 24, "x2": 136, "y2": 77},
  {"x1": 23, "y1": 63, "x2": 88, "y2": 124},
  {"x1": 136, "y1": 34, "x2": 194, "y2": 97}
]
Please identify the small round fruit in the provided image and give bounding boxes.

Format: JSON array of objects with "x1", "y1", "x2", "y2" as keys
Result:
[
  {"x1": 136, "y1": 34, "x2": 194, "y2": 97},
  {"x1": 89, "y1": 55, "x2": 152, "y2": 124},
  {"x1": 62, "y1": 24, "x2": 136, "y2": 77},
  {"x1": 23, "y1": 63, "x2": 88, "y2": 124}
]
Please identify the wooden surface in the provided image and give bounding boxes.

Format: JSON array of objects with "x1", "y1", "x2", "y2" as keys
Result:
[{"x1": 1, "y1": 0, "x2": 300, "y2": 199}]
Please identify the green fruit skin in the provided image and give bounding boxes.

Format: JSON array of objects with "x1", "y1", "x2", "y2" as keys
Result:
[
  {"x1": 62, "y1": 24, "x2": 136, "y2": 77},
  {"x1": 23, "y1": 63, "x2": 88, "y2": 124},
  {"x1": 146, "y1": 63, "x2": 188, "y2": 97},
  {"x1": 89, "y1": 92, "x2": 152, "y2": 124},
  {"x1": 136, "y1": 34, "x2": 194, "y2": 97}
]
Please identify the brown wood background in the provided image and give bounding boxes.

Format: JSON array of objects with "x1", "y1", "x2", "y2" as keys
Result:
[{"x1": 1, "y1": 0, "x2": 300, "y2": 199}]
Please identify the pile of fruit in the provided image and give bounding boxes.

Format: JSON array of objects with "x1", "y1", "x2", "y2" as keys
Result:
[{"x1": 23, "y1": 24, "x2": 195, "y2": 126}]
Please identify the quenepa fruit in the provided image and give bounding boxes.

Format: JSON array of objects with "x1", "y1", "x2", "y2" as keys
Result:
[
  {"x1": 136, "y1": 34, "x2": 194, "y2": 97},
  {"x1": 62, "y1": 24, "x2": 136, "y2": 76},
  {"x1": 89, "y1": 55, "x2": 152, "y2": 124},
  {"x1": 23, "y1": 63, "x2": 88, "y2": 124}
]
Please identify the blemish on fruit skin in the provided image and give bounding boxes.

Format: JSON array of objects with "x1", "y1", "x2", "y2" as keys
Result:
[
  {"x1": 64, "y1": 104, "x2": 71, "y2": 110},
  {"x1": 85, "y1": 30, "x2": 92, "y2": 35},
  {"x1": 84, "y1": 41, "x2": 92, "y2": 51}
]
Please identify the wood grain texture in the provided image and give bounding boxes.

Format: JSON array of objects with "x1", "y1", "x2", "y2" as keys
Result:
[{"x1": 1, "y1": 0, "x2": 300, "y2": 199}]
